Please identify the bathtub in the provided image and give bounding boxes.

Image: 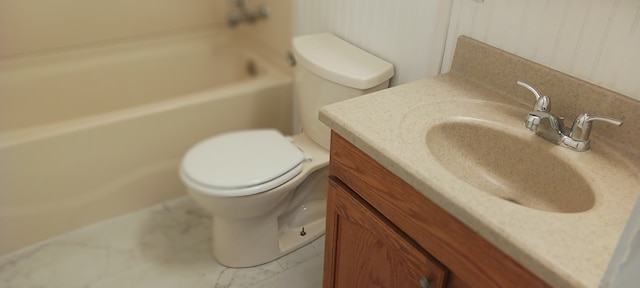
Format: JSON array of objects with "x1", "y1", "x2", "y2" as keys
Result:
[{"x1": 0, "y1": 30, "x2": 293, "y2": 255}]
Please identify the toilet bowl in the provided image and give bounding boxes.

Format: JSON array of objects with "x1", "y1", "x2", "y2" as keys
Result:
[
  {"x1": 180, "y1": 129, "x2": 328, "y2": 267},
  {"x1": 180, "y1": 33, "x2": 394, "y2": 268}
]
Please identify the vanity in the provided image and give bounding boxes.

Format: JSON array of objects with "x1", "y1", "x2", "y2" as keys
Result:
[{"x1": 319, "y1": 36, "x2": 640, "y2": 287}]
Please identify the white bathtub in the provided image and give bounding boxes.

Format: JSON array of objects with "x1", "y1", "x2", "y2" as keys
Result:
[{"x1": 0, "y1": 30, "x2": 292, "y2": 255}]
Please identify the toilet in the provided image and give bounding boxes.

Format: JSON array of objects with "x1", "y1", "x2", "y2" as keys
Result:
[{"x1": 179, "y1": 33, "x2": 394, "y2": 268}]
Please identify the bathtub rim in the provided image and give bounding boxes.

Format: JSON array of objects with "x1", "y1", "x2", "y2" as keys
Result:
[{"x1": 0, "y1": 74, "x2": 290, "y2": 149}]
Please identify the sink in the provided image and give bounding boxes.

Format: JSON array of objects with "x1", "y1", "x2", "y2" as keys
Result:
[
  {"x1": 401, "y1": 100, "x2": 597, "y2": 213},
  {"x1": 426, "y1": 120, "x2": 595, "y2": 213}
]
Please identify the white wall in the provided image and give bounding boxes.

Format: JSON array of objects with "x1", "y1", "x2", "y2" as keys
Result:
[
  {"x1": 294, "y1": 0, "x2": 452, "y2": 86},
  {"x1": 295, "y1": 0, "x2": 640, "y2": 100},
  {"x1": 601, "y1": 198, "x2": 640, "y2": 287},
  {"x1": 442, "y1": 0, "x2": 640, "y2": 100}
]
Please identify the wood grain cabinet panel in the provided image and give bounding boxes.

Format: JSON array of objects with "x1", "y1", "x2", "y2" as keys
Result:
[
  {"x1": 323, "y1": 131, "x2": 549, "y2": 288},
  {"x1": 325, "y1": 178, "x2": 448, "y2": 288}
]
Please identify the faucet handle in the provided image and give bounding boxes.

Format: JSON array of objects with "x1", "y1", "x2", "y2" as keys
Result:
[
  {"x1": 517, "y1": 81, "x2": 550, "y2": 112},
  {"x1": 569, "y1": 113, "x2": 622, "y2": 142}
]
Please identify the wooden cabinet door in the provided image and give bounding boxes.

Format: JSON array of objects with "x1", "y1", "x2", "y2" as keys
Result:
[{"x1": 323, "y1": 178, "x2": 448, "y2": 288}]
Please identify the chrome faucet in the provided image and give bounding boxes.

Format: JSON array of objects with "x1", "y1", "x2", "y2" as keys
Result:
[
  {"x1": 227, "y1": 0, "x2": 269, "y2": 27},
  {"x1": 517, "y1": 81, "x2": 622, "y2": 152}
]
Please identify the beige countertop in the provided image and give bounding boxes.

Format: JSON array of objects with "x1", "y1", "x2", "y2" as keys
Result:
[{"x1": 319, "y1": 37, "x2": 640, "y2": 287}]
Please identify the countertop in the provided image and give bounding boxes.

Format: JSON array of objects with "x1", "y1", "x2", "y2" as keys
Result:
[{"x1": 319, "y1": 36, "x2": 640, "y2": 287}]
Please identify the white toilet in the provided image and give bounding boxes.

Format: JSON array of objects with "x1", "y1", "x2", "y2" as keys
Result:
[{"x1": 179, "y1": 33, "x2": 394, "y2": 268}]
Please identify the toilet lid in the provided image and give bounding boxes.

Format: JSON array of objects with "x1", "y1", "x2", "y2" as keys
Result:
[{"x1": 181, "y1": 129, "x2": 304, "y2": 196}]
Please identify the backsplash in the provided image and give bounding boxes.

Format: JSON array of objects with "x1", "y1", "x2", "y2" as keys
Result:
[
  {"x1": 443, "y1": 0, "x2": 640, "y2": 100},
  {"x1": 451, "y1": 36, "x2": 640, "y2": 158}
]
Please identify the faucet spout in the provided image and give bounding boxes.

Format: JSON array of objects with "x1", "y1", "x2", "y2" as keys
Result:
[{"x1": 526, "y1": 110, "x2": 566, "y2": 143}]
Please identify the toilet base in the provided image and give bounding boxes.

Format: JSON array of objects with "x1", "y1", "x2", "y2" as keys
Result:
[{"x1": 210, "y1": 213, "x2": 325, "y2": 268}]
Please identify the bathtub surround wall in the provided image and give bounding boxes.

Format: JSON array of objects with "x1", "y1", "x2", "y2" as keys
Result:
[
  {"x1": 0, "y1": 0, "x2": 292, "y2": 63},
  {"x1": 0, "y1": 0, "x2": 220, "y2": 57},
  {"x1": 220, "y1": 0, "x2": 294, "y2": 73},
  {"x1": 1, "y1": 32, "x2": 249, "y2": 132}
]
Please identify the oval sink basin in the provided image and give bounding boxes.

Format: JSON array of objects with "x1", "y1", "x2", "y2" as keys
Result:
[{"x1": 426, "y1": 120, "x2": 596, "y2": 213}]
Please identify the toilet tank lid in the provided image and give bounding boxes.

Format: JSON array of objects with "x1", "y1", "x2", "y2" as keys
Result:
[{"x1": 293, "y1": 33, "x2": 394, "y2": 90}]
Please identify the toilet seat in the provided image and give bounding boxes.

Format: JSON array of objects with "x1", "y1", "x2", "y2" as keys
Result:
[{"x1": 181, "y1": 129, "x2": 304, "y2": 197}]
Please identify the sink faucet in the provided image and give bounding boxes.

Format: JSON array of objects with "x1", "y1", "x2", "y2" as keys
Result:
[{"x1": 517, "y1": 81, "x2": 622, "y2": 152}]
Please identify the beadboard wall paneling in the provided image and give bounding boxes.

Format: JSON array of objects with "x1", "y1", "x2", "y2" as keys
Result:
[
  {"x1": 294, "y1": 0, "x2": 451, "y2": 86},
  {"x1": 443, "y1": 0, "x2": 640, "y2": 100}
]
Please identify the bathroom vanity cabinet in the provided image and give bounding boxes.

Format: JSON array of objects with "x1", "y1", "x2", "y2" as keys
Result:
[{"x1": 322, "y1": 132, "x2": 550, "y2": 288}]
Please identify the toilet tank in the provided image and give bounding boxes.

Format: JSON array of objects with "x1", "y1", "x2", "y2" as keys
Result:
[{"x1": 292, "y1": 33, "x2": 394, "y2": 150}]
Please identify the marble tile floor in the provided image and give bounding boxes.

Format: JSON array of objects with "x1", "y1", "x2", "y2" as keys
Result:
[{"x1": 0, "y1": 196, "x2": 325, "y2": 288}]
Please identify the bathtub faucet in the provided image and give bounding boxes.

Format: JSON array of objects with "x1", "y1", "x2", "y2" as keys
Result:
[{"x1": 227, "y1": 0, "x2": 269, "y2": 28}]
